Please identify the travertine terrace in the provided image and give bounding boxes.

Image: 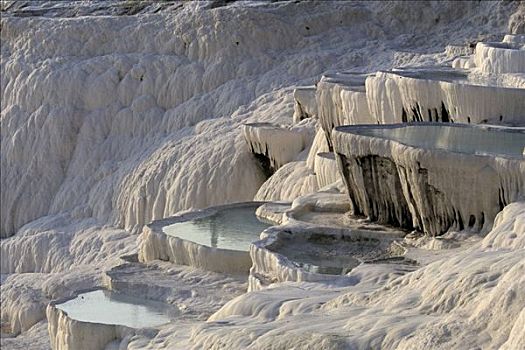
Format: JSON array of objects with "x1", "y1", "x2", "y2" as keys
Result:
[{"x1": 1, "y1": 1, "x2": 524, "y2": 349}]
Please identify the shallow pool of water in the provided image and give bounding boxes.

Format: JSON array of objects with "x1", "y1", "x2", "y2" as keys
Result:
[
  {"x1": 55, "y1": 290, "x2": 173, "y2": 328},
  {"x1": 270, "y1": 235, "x2": 388, "y2": 276},
  {"x1": 287, "y1": 253, "x2": 361, "y2": 275},
  {"x1": 346, "y1": 124, "x2": 525, "y2": 157},
  {"x1": 162, "y1": 204, "x2": 271, "y2": 251}
]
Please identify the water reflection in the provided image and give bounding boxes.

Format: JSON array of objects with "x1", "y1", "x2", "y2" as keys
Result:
[
  {"x1": 163, "y1": 204, "x2": 271, "y2": 251},
  {"x1": 56, "y1": 290, "x2": 174, "y2": 328},
  {"x1": 357, "y1": 125, "x2": 525, "y2": 157}
]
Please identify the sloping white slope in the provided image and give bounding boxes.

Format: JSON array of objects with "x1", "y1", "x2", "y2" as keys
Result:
[
  {"x1": 2, "y1": 0, "x2": 520, "y2": 237},
  {"x1": 0, "y1": 2, "x2": 328, "y2": 237}
]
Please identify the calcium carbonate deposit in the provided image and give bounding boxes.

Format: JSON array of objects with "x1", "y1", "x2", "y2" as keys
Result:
[{"x1": 1, "y1": 1, "x2": 524, "y2": 349}]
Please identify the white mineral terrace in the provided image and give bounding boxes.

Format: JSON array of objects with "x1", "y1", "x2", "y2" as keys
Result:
[
  {"x1": 2, "y1": 1, "x2": 525, "y2": 349},
  {"x1": 162, "y1": 203, "x2": 270, "y2": 251},
  {"x1": 474, "y1": 41, "x2": 525, "y2": 74},
  {"x1": 249, "y1": 225, "x2": 408, "y2": 290},
  {"x1": 292, "y1": 86, "x2": 317, "y2": 122},
  {"x1": 316, "y1": 72, "x2": 373, "y2": 149},
  {"x1": 503, "y1": 34, "x2": 525, "y2": 44},
  {"x1": 444, "y1": 44, "x2": 474, "y2": 58},
  {"x1": 47, "y1": 289, "x2": 175, "y2": 350},
  {"x1": 53, "y1": 289, "x2": 173, "y2": 328},
  {"x1": 366, "y1": 67, "x2": 525, "y2": 125},
  {"x1": 242, "y1": 122, "x2": 312, "y2": 175},
  {"x1": 314, "y1": 152, "x2": 339, "y2": 189},
  {"x1": 139, "y1": 202, "x2": 271, "y2": 274},
  {"x1": 317, "y1": 58, "x2": 525, "y2": 152},
  {"x1": 332, "y1": 123, "x2": 525, "y2": 236},
  {"x1": 349, "y1": 123, "x2": 525, "y2": 157},
  {"x1": 247, "y1": 191, "x2": 410, "y2": 291}
]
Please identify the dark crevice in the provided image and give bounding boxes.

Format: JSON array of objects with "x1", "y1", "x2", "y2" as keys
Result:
[
  {"x1": 401, "y1": 107, "x2": 407, "y2": 123},
  {"x1": 440, "y1": 102, "x2": 450, "y2": 122},
  {"x1": 353, "y1": 155, "x2": 412, "y2": 228},
  {"x1": 480, "y1": 212, "x2": 485, "y2": 229},
  {"x1": 417, "y1": 103, "x2": 423, "y2": 121},
  {"x1": 410, "y1": 103, "x2": 424, "y2": 122},
  {"x1": 336, "y1": 153, "x2": 361, "y2": 215},
  {"x1": 498, "y1": 187, "x2": 507, "y2": 211},
  {"x1": 468, "y1": 215, "x2": 476, "y2": 228},
  {"x1": 325, "y1": 131, "x2": 334, "y2": 152},
  {"x1": 247, "y1": 141, "x2": 276, "y2": 178},
  {"x1": 209, "y1": 0, "x2": 237, "y2": 9},
  {"x1": 253, "y1": 153, "x2": 275, "y2": 178},
  {"x1": 295, "y1": 102, "x2": 311, "y2": 121}
]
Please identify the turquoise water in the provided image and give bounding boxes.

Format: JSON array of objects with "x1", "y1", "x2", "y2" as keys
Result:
[
  {"x1": 56, "y1": 290, "x2": 173, "y2": 328},
  {"x1": 352, "y1": 125, "x2": 525, "y2": 157},
  {"x1": 162, "y1": 204, "x2": 271, "y2": 251}
]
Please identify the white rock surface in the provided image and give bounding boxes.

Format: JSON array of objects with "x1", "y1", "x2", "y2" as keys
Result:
[
  {"x1": 314, "y1": 152, "x2": 339, "y2": 189},
  {"x1": 444, "y1": 44, "x2": 474, "y2": 58},
  {"x1": 305, "y1": 128, "x2": 330, "y2": 170},
  {"x1": 104, "y1": 261, "x2": 247, "y2": 313},
  {"x1": 503, "y1": 34, "x2": 525, "y2": 44},
  {"x1": 190, "y1": 201, "x2": 525, "y2": 350},
  {"x1": 293, "y1": 86, "x2": 317, "y2": 123},
  {"x1": 139, "y1": 203, "x2": 266, "y2": 275},
  {"x1": 365, "y1": 69, "x2": 525, "y2": 125},
  {"x1": 248, "y1": 190, "x2": 406, "y2": 291},
  {"x1": 140, "y1": 226, "x2": 253, "y2": 275},
  {"x1": 242, "y1": 122, "x2": 313, "y2": 174},
  {"x1": 474, "y1": 41, "x2": 525, "y2": 74},
  {"x1": 1, "y1": 266, "x2": 103, "y2": 336},
  {"x1": 2, "y1": 1, "x2": 518, "y2": 235},
  {"x1": 254, "y1": 161, "x2": 318, "y2": 202},
  {"x1": 47, "y1": 301, "x2": 136, "y2": 350},
  {"x1": 250, "y1": 225, "x2": 407, "y2": 291},
  {"x1": 332, "y1": 124, "x2": 525, "y2": 236},
  {"x1": 1, "y1": 1, "x2": 524, "y2": 349},
  {"x1": 3, "y1": 1, "x2": 378, "y2": 237},
  {"x1": 316, "y1": 73, "x2": 374, "y2": 149}
]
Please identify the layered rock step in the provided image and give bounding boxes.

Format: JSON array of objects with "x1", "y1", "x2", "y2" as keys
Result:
[
  {"x1": 332, "y1": 123, "x2": 525, "y2": 236},
  {"x1": 367, "y1": 66, "x2": 525, "y2": 126},
  {"x1": 248, "y1": 193, "x2": 409, "y2": 291},
  {"x1": 316, "y1": 72, "x2": 372, "y2": 150},
  {"x1": 314, "y1": 152, "x2": 339, "y2": 189},
  {"x1": 307, "y1": 35, "x2": 525, "y2": 154},
  {"x1": 293, "y1": 86, "x2": 317, "y2": 122},
  {"x1": 47, "y1": 288, "x2": 174, "y2": 350},
  {"x1": 139, "y1": 202, "x2": 271, "y2": 274},
  {"x1": 251, "y1": 226, "x2": 407, "y2": 290},
  {"x1": 473, "y1": 41, "x2": 525, "y2": 74},
  {"x1": 242, "y1": 123, "x2": 312, "y2": 176}
]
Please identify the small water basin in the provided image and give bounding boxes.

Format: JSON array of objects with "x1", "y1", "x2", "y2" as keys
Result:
[
  {"x1": 55, "y1": 289, "x2": 174, "y2": 328},
  {"x1": 340, "y1": 124, "x2": 525, "y2": 158},
  {"x1": 162, "y1": 204, "x2": 271, "y2": 251},
  {"x1": 268, "y1": 234, "x2": 395, "y2": 276}
]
